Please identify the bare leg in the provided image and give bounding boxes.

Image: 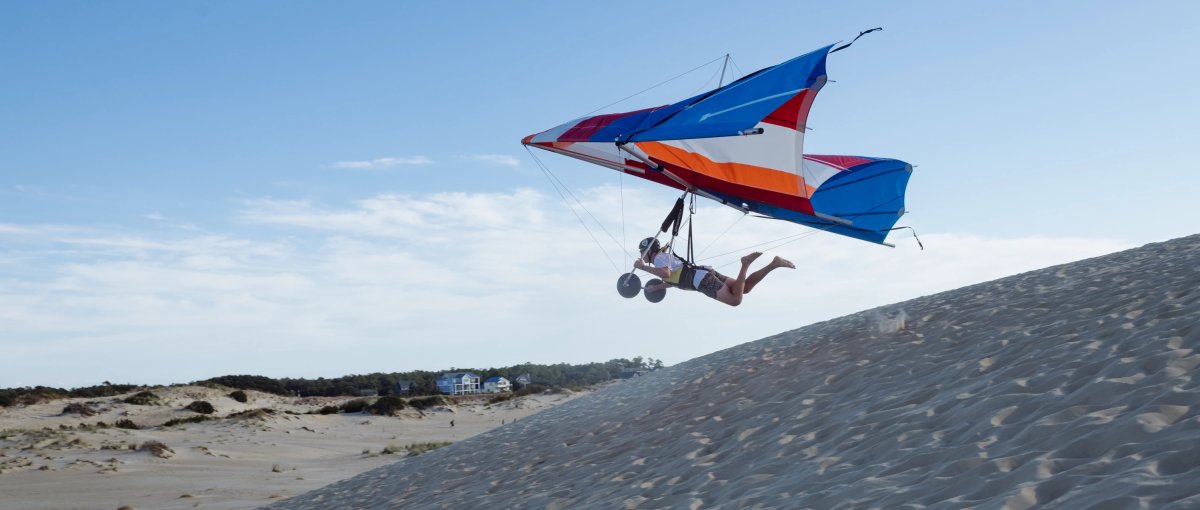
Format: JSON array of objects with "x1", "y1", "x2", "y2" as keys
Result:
[
  {"x1": 744, "y1": 255, "x2": 795, "y2": 294},
  {"x1": 716, "y1": 252, "x2": 761, "y2": 306}
]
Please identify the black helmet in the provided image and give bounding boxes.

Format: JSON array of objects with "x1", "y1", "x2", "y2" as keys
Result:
[{"x1": 638, "y1": 237, "x2": 660, "y2": 256}]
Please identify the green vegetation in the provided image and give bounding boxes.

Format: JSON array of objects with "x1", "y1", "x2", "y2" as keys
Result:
[
  {"x1": 193, "y1": 356, "x2": 663, "y2": 398},
  {"x1": 1, "y1": 357, "x2": 667, "y2": 407},
  {"x1": 339, "y1": 398, "x2": 371, "y2": 414},
  {"x1": 138, "y1": 440, "x2": 173, "y2": 458},
  {"x1": 61, "y1": 402, "x2": 96, "y2": 417},
  {"x1": 184, "y1": 401, "x2": 215, "y2": 414},
  {"x1": 407, "y1": 395, "x2": 450, "y2": 410},
  {"x1": 162, "y1": 415, "x2": 212, "y2": 427},
  {"x1": 229, "y1": 408, "x2": 276, "y2": 420},
  {"x1": 123, "y1": 391, "x2": 161, "y2": 406},
  {"x1": 367, "y1": 396, "x2": 406, "y2": 416},
  {"x1": 405, "y1": 441, "x2": 451, "y2": 456},
  {"x1": 203, "y1": 375, "x2": 288, "y2": 395},
  {"x1": 0, "y1": 382, "x2": 139, "y2": 407},
  {"x1": 114, "y1": 419, "x2": 140, "y2": 430}
]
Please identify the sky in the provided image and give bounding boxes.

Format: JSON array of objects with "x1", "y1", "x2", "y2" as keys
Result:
[{"x1": 2, "y1": 1, "x2": 1198, "y2": 388}]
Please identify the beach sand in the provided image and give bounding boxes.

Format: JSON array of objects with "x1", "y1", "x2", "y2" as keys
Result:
[
  {"x1": 0, "y1": 387, "x2": 585, "y2": 509},
  {"x1": 267, "y1": 234, "x2": 1200, "y2": 509}
]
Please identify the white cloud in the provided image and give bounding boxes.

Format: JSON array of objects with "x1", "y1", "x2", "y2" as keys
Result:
[
  {"x1": 0, "y1": 224, "x2": 30, "y2": 234},
  {"x1": 332, "y1": 156, "x2": 433, "y2": 169},
  {"x1": 462, "y1": 154, "x2": 520, "y2": 168},
  {"x1": 0, "y1": 187, "x2": 1135, "y2": 388},
  {"x1": 144, "y1": 212, "x2": 165, "y2": 221}
]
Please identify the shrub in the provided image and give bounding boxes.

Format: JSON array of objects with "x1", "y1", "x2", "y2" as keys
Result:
[
  {"x1": 339, "y1": 398, "x2": 371, "y2": 414},
  {"x1": 114, "y1": 419, "x2": 140, "y2": 430},
  {"x1": 405, "y1": 441, "x2": 451, "y2": 456},
  {"x1": 201, "y1": 375, "x2": 288, "y2": 396},
  {"x1": 230, "y1": 408, "x2": 276, "y2": 420},
  {"x1": 124, "y1": 391, "x2": 160, "y2": 406},
  {"x1": 229, "y1": 390, "x2": 248, "y2": 403},
  {"x1": 317, "y1": 405, "x2": 339, "y2": 415},
  {"x1": 68, "y1": 383, "x2": 138, "y2": 399},
  {"x1": 510, "y1": 384, "x2": 549, "y2": 399},
  {"x1": 368, "y1": 396, "x2": 406, "y2": 416},
  {"x1": 62, "y1": 402, "x2": 97, "y2": 417},
  {"x1": 487, "y1": 394, "x2": 513, "y2": 405},
  {"x1": 163, "y1": 415, "x2": 211, "y2": 427},
  {"x1": 139, "y1": 440, "x2": 173, "y2": 458},
  {"x1": 184, "y1": 401, "x2": 215, "y2": 414},
  {"x1": 407, "y1": 395, "x2": 449, "y2": 410}
]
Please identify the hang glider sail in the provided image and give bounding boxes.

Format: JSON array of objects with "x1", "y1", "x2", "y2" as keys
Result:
[{"x1": 522, "y1": 43, "x2": 912, "y2": 246}]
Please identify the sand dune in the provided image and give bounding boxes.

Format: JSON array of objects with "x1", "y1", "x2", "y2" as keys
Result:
[
  {"x1": 268, "y1": 234, "x2": 1200, "y2": 509},
  {"x1": 0, "y1": 386, "x2": 583, "y2": 509}
]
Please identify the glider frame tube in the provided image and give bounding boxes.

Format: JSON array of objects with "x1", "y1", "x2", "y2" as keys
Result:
[
  {"x1": 813, "y1": 212, "x2": 854, "y2": 226},
  {"x1": 617, "y1": 143, "x2": 750, "y2": 215}
]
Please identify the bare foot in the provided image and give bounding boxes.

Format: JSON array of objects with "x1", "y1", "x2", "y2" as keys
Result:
[
  {"x1": 741, "y1": 252, "x2": 763, "y2": 265},
  {"x1": 771, "y1": 256, "x2": 795, "y2": 269}
]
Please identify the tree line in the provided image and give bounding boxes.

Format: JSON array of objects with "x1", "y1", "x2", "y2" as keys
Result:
[
  {"x1": 204, "y1": 357, "x2": 665, "y2": 397},
  {"x1": 1, "y1": 357, "x2": 665, "y2": 406}
]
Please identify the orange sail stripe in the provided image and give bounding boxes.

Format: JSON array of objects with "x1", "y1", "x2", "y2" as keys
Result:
[{"x1": 638, "y1": 141, "x2": 816, "y2": 197}]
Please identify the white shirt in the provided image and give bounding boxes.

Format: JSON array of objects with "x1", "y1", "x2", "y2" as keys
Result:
[
  {"x1": 652, "y1": 252, "x2": 683, "y2": 273},
  {"x1": 652, "y1": 251, "x2": 707, "y2": 288}
]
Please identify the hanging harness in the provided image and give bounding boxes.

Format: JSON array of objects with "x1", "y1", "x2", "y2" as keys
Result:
[{"x1": 649, "y1": 193, "x2": 703, "y2": 291}]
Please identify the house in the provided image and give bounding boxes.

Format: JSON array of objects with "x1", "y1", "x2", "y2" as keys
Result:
[
  {"x1": 394, "y1": 380, "x2": 417, "y2": 395},
  {"x1": 357, "y1": 388, "x2": 379, "y2": 397},
  {"x1": 436, "y1": 372, "x2": 481, "y2": 395},
  {"x1": 482, "y1": 376, "x2": 511, "y2": 393},
  {"x1": 513, "y1": 373, "x2": 532, "y2": 389}
]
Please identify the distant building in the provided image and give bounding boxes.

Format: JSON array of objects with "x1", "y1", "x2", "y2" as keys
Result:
[
  {"x1": 357, "y1": 388, "x2": 379, "y2": 397},
  {"x1": 395, "y1": 380, "x2": 417, "y2": 395},
  {"x1": 513, "y1": 374, "x2": 532, "y2": 388},
  {"x1": 483, "y1": 376, "x2": 511, "y2": 393},
  {"x1": 436, "y1": 372, "x2": 481, "y2": 395}
]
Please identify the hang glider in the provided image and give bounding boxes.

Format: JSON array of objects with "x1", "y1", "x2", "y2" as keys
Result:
[{"x1": 522, "y1": 43, "x2": 913, "y2": 246}]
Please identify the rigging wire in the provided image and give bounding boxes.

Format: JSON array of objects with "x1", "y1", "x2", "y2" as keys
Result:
[
  {"x1": 688, "y1": 63, "x2": 727, "y2": 97},
  {"x1": 525, "y1": 146, "x2": 623, "y2": 272},
  {"x1": 727, "y1": 57, "x2": 745, "y2": 81},
  {"x1": 619, "y1": 163, "x2": 627, "y2": 265},
  {"x1": 696, "y1": 211, "x2": 747, "y2": 259},
  {"x1": 698, "y1": 229, "x2": 822, "y2": 270},
  {"x1": 580, "y1": 55, "x2": 728, "y2": 117}
]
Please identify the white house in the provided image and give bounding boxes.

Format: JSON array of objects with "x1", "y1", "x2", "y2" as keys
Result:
[
  {"x1": 436, "y1": 372, "x2": 481, "y2": 395},
  {"x1": 483, "y1": 376, "x2": 511, "y2": 393}
]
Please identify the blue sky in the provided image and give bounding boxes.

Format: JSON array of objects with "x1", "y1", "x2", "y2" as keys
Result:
[{"x1": 2, "y1": 2, "x2": 1197, "y2": 387}]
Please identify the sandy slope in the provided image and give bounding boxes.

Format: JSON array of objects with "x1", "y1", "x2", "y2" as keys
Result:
[
  {"x1": 268, "y1": 234, "x2": 1200, "y2": 509},
  {"x1": 0, "y1": 386, "x2": 584, "y2": 510}
]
